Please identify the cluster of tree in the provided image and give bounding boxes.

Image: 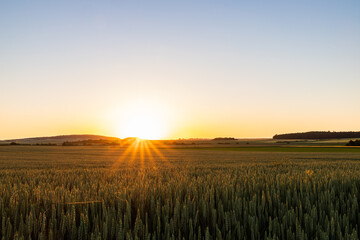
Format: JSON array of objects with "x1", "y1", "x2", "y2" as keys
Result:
[
  {"x1": 8, "y1": 142, "x2": 31, "y2": 146},
  {"x1": 62, "y1": 139, "x2": 120, "y2": 146},
  {"x1": 273, "y1": 131, "x2": 360, "y2": 140},
  {"x1": 212, "y1": 137, "x2": 237, "y2": 141},
  {"x1": 346, "y1": 140, "x2": 360, "y2": 146},
  {"x1": 33, "y1": 143, "x2": 57, "y2": 146}
]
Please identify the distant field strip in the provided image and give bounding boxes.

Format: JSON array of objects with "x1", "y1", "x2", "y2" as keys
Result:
[{"x1": 181, "y1": 146, "x2": 360, "y2": 152}]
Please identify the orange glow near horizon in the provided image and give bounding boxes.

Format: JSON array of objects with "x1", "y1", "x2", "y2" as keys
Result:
[{"x1": 106, "y1": 100, "x2": 173, "y2": 140}]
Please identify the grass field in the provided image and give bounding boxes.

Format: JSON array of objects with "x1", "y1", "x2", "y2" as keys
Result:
[{"x1": 1, "y1": 145, "x2": 360, "y2": 239}]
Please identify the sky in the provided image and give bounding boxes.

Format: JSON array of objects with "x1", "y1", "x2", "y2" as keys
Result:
[{"x1": 1, "y1": 1, "x2": 359, "y2": 139}]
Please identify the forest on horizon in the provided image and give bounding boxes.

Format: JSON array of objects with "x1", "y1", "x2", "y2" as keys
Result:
[{"x1": 273, "y1": 131, "x2": 360, "y2": 140}]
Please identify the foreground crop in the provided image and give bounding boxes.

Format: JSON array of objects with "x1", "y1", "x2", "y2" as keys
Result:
[{"x1": 0, "y1": 146, "x2": 359, "y2": 239}]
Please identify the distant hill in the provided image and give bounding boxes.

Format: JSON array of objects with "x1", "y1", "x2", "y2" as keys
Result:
[
  {"x1": 1, "y1": 134, "x2": 120, "y2": 144},
  {"x1": 273, "y1": 131, "x2": 360, "y2": 140}
]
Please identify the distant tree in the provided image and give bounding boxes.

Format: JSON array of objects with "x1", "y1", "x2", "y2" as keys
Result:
[
  {"x1": 212, "y1": 137, "x2": 237, "y2": 141},
  {"x1": 274, "y1": 131, "x2": 360, "y2": 140},
  {"x1": 62, "y1": 141, "x2": 74, "y2": 146},
  {"x1": 10, "y1": 142, "x2": 18, "y2": 145},
  {"x1": 346, "y1": 140, "x2": 360, "y2": 146}
]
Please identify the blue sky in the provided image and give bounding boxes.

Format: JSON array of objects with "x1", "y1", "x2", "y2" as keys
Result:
[{"x1": 1, "y1": 1, "x2": 359, "y2": 139}]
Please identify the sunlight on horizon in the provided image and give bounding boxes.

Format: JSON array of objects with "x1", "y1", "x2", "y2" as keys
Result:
[{"x1": 108, "y1": 100, "x2": 172, "y2": 140}]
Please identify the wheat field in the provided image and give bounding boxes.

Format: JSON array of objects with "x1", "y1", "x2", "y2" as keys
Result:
[{"x1": 1, "y1": 145, "x2": 360, "y2": 239}]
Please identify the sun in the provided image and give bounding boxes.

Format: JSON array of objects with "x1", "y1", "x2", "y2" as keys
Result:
[
  {"x1": 112, "y1": 101, "x2": 168, "y2": 140},
  {"x1": 121, "y1": 111, "x2": 165, "y2": 140}
]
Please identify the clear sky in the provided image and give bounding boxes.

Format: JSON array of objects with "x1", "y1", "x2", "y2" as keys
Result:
[{"x1": 1, "y1": 1, "x2": 359, "y2": 139}]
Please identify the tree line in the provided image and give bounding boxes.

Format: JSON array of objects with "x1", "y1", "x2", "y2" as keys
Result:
[
  {"x1": 273, "y1": 131, "x2": 360, "y2": 140},
  {"x1": 346, "y1": 140, "x2": 360, "y2": 146}
]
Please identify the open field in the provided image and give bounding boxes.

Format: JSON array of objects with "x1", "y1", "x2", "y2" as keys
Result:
[
  {"x1": 2, "y1": 136, "x2": 359, "y2": 148},
  {"x1": 1, "y1": 145, "x2": 360, "y2": 239},
  {"x1": 180, "y1": 146, "x2": 360, "y2": 153}
]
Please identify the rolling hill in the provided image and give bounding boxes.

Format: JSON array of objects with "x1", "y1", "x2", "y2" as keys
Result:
[{"x1": 1, "y1": 134, "x2": 120, "y2": 144}]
